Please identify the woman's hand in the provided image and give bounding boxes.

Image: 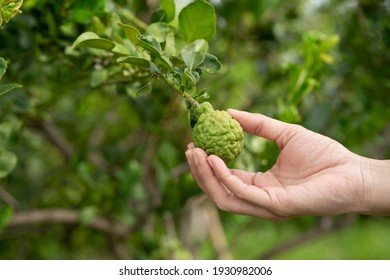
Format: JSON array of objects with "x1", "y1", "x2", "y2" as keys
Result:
[{"x1": 186, "y1": 109, "x2": 390, "y2": 220}]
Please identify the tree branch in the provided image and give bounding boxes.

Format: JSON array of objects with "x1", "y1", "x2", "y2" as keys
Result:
[
  {"x1": 205, "y1": 200, "x2": 232, "y2": 260},
  {"x1": 5, "y1": 209, "x2": 130, "y2": 238},
  {"x1": 29, "y1": 119, "x2": 75, "y2": 161},
  {"x1": 0, "y1": 185, "x2": 19, "y2": 208}
]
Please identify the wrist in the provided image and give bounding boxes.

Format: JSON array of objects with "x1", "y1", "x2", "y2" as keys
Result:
[{"x1": 359, "y1": 157, "x2": 390, "y2": 215}]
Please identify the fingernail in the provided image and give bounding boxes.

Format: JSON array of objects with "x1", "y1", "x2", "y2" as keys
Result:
[
  {"x1": 227, "y1": 108, "x2": 238, "y2": 115},
  {"x1": 185, "y1": 150, "x2": 192, "y2": 165},
  {"x1": 187, "y1": 142, "x2": 195, "y2": 149},
  {"x1": 192, "y1": 151, "x2": 198, "y2": 166}
]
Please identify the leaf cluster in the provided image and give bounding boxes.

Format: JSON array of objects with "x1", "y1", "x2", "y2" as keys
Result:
[
  {"x1": 0, "y1": 58, "x2": 21, "y2": 178},
  {"x1": 278, "y1": 31, "x2": 340, "y2": 122},
  {"x1": 72, "y1": 0, "x2": 222, "y2": 99},
  {"x1": 0, "y1": 0, "x2": 23, "y2": 28}
]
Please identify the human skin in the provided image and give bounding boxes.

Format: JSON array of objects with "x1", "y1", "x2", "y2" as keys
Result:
[{"x1": 185, "y1": 109, "x2": 390, "y2": 221}]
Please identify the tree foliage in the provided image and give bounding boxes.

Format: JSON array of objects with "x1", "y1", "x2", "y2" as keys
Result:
[{"x1": 0, "y1": 0, "x2": 389, "y2": 259}]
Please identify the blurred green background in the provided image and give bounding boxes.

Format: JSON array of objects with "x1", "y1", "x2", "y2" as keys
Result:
[{"x1": 0, "y1": 0, "x2": 389, "y2": 259}]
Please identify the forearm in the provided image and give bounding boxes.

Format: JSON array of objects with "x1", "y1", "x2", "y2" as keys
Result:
[{"x1": 359, "y1": 157, "x2": 390, "y2": 215}]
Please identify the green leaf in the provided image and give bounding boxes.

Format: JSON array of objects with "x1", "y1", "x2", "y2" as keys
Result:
[
  {"x1": 111, "y1": 42, "x2": 131, "y2": 56},
  {"x1": 117, "y1": 56, "x2": 150, "y2": 68},
  {"x1": 155, "y1": 55, "x2": 173, "y2": 71},
  {"x1": 4, "y1": 89, "x2": 29, "y2": 112},
  {"x1": 194, "y1": 88, "x2": 209, "y2": 99},
  {"x1": 163, "y1": 33, "x2": 175, "y2": 57},
  {"x1": 199, "y1": 53, "x2": 222, "y2": 74},
  {"x1": 127, "y1": 82, "x2": 153, "y2": 98},
  {"x1": 0, "y1": 0, "x2": 23, "y2": 28},
  {"x1": 73, "y1": 32, "x2": 115, "y2": 51},
  {"x1": 69, "y1": 0, "x2": 105, "y2": 24},
  {"x1": 163, "y1": 71, "x2": 182, "y2": 91},
  {"x1": 14, "y1": 0, "x2": 24, "y2": 10},
  {"x1": 92, "y1": 16, "x2": 106, "y2": 36},
  {"x1": 181, "y1": 51, "x2": 205, "y2": 72},
  {"x1": 135, "y1": 82, "x2": 153, "y2": 97},
  {"x1": 181, "y1": 39, "x2": 209, "y2": 53},
  {"x1": 277, "y1": 99, "x2": 301, "y2": 123},
  {"x1": 90, "y1": 68, "x2": 108, "y2": 87},
  {"x1": 160, "y1": 0, "x2": 175, "y2": 23},
  {"x1": 0, "y1": 150, "x2": 17, "y2": 179},
  {"x1": 137, "y1": 35, "x2": 162, "y2": 57},
  {"x1": 179, "y1": 0, "x2": 216, "y2": 42},
  {"x1": 192, "y1": 70, "x2": 200, "y2": 83},
  {"x1": 149, "y1": 61, "x2": 160, "y2": 74},
  {"x1": 183, "y1": 69, "x2": 197, "y2": 88},
  {"x1": 0, "y1": 57, "x2": 7, "y2": 80},
  {"x1": 117, "y1": 22, "x2": 140, "y2": 45},
  {"x1": 151, "y1": 9, "x2": 166, "y2": 23},
  {"x1": 0, "y1": 83, "x2": 22, "y2": 97},
  {"x1": 291, "y1": 77, "x2": 319, "y2": 104},
  {"x1": 0, "y1": 122, "x2": 12, "y2": 148},
  {"x1": 145, "y1": 22, "x2": 174, "y2": 42},
  {"x1": 318, "y1": 34, "x2": 340, "y2": 52}
]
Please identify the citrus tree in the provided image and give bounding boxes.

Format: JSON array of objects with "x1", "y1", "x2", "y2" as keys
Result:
[{"x1": 0, "y1": 0, "x2": 389, "y2": 259}]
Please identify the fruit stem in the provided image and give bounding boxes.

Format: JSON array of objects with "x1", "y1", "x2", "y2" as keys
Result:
[
  {"x1": 160, "y1": 72, "x2": 200, "y2": 109},
  {"x1": 183, "y1": 92, "x2": 199, "y2": 108}
]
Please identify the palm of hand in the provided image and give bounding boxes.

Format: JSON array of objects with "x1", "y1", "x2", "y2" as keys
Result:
[{"x1": 250, "y1": 128, "x2": 363, "y2": 216}]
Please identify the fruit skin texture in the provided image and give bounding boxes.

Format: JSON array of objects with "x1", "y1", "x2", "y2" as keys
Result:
[{"x1": 192, "y1": 102, "x2": 244, "y2": 164}]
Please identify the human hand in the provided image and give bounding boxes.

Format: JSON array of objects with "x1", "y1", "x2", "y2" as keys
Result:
[{"x1": 185, "y1": 109, "x2": 385, "y2": 221}]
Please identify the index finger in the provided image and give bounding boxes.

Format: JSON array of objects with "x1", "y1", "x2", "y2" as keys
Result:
[
  {"x1": 206, "y1": 154, "x2": 291, "y2": 216},
  {"x1": 228, "y1": 109, "x2": 303, "y2": 149},
  {"x1": 185, "y1": 147, "x2": 282, "y2": 220}
]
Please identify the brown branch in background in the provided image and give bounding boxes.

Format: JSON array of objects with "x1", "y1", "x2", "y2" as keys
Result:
[
  {"x1": 29, "y1": 119, "x2": 75, "y2": 160},
  {"x1": 356, "y1": 0, "x2": 367, "y2": 29},
  {"x1": 258, "y1": 214, "x2": 357, "y2": 260},
  {"x1": 180, "y1": 195, "x2": 232, "y2": 260},
  {"x1": 0, "y1": 185, "x2": 20, "y2": 208},
  {"x1": 170, "y1": 162, "x2": 189, "y2": 179},
  {"x1": 204, "y1": 200, "x2": 232, "y2": 260},
  {"x1": 141, "y1": 136, "x2": 162, "y2": 208},
  {"x1": 5, "y1": 209, "x2": 130, "y2": 238}
]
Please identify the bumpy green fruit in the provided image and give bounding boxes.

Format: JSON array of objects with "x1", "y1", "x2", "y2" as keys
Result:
[
  {"x1": 194, "y1": 102, "x2": 213, "y2": 117},
  {"x1": 192, "y1": 102, "x2": 244, "y2": 163}
]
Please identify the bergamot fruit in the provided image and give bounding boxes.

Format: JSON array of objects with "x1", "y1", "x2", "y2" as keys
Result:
[{"x1": 192, "y1": 102, "x2": 244, "y2": 164}]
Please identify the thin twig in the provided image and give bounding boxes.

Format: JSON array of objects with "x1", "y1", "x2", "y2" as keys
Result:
[
  {"x1": 170, "y1": 161, "x2": 189, "y2": 178},
  {"x1": 5, "y1": 209, "x2": 130, "y2": 237},
  {"x1": 0, "y1": 185, "x2": 19, "y2": 208},
  {"x1": 141, "y1": 136, "x2": 162, "y2": 208},
  {"x1": 356, "y1": 0, "x2": 367, "y2": 29},
  {"x1": 29, "y1": 119, "x2": 75, "y2": 160},
  {"x1": 205, "y1": 200, "x2": 232, "y2": 260}
]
